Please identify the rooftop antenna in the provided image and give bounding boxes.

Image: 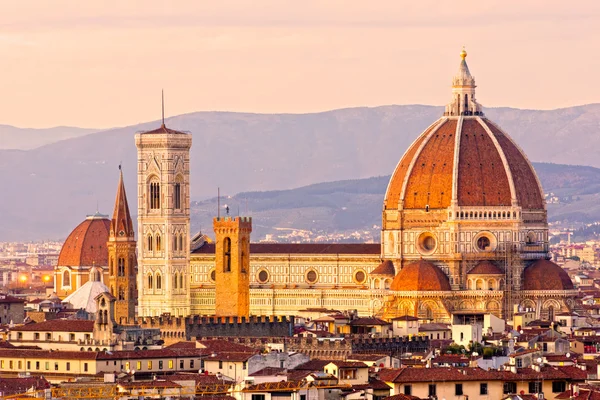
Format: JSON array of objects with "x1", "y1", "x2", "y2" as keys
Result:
[
  {"x1": 217, "y1": 187, "x2": 220, "y2": 218},
  {"x1": 118, "y1": 162, "x2": 122, "y2": 171},
  {"x1": 161, "y1": 89, "x2": 165, "y2": 126}
]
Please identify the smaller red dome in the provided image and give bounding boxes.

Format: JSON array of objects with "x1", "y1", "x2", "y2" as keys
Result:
[
  {"x1": 468, "y1": 261, "x2": 503, "y2": 275},
  {"x1": 523, "y1": 259, "x2": 574, "y2": 291},
  {"x1": 390, "y1": 260, "x2": 451, "y2": 291},
  {"x1": 58, "y1": 214, "x2": 110, "y2": 267}
]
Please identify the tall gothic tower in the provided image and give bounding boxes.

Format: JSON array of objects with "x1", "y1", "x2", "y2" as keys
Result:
[
  {"x1": 135, "y1": 122, "x2": 192, "y2": 317},
  {"x1": 214, "y1": 216, "x2": 252, "y2": 317},
  {"x1": 107, "y1": 169, "x2": 137, "y2": 324}
]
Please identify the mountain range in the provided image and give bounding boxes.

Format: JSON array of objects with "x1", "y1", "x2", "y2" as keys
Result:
[{"x1": 2, "y1": 103, "x2": 600, "y2": 241}]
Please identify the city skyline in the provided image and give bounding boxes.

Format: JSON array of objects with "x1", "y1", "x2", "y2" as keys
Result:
[{"x1": 1, "y1": 0, "x2": 599, "y2": 128}]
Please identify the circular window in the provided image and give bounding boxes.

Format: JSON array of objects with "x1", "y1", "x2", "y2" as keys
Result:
[
  {"x1": 417, "y1": 232, "x2": 437, "y2": 255},
  {"x1": 354, "y1": 270, "x2": 366, "y2": 284},
  {"x1": 473, "y1": 232, "x2": 497, "y2": 252},
  {"x1": 257, "y1": 269, "x2": 269, "y2": 284},
  {"x1": 306, "y1": 270, "x2": 318, "y2": 284},
  {"x1": 209, "y1": 269, "x2": 216, "y2": 283}
]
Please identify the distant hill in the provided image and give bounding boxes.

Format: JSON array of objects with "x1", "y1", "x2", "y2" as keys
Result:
[
  {"x1": 189, "y1": 162, "x2": 600, "y2": 241},
  {"x1": 0, "y1": 125, "x2": 98, "y2": 150},
  {"x1": 3, "y1": 104, "x2": 600, "y2": 241}
]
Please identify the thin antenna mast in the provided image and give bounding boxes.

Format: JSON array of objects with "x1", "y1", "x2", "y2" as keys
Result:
[
  {"x1": 218, "y1": 187, "x2": 220, "y2": 218},
  {"x1": 161, "y1": 89, "x2": 165, "y2": 126}
]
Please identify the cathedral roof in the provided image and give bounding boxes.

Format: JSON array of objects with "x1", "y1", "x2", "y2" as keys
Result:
[
  {"x1": 110, "y1": 169, "x2": 135, "y2": 239},
  {"x1": 468, "y1": 261, "x2": 503, "y2": 275},
  {"x1": 523, "y1": 259, "x2": 574, "y2": 291},
  {"x1": 370, "y1": 260, "x2": 396, "y2": 276},
  {"x1": 192, "y1": 243, "x2": 380, "y2": 255},
  {"x1": 390, "y1": 260, "x2": 451, "y2": 291},
  {"x1": 57, "y1": 214, "x2": 110, "y2": 267},
  {"x1": 383, "y1": 51, "x2": 545, "y2": 212}
]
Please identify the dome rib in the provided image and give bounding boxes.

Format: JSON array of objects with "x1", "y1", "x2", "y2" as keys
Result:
[
  {"x1": 401, "y1": 118, "x2": 456, "y2": 209},
  {"x1": 390, "y1": 260, "x2": 451, "y2": 291},
  {"x1": 485, "y1": 119, "x2": 545, "y2": 210},
  {"x1": 383, "y1": 118, "x2": 444, "y2": 210}
]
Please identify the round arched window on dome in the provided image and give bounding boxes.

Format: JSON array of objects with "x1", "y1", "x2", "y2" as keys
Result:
[
  {"x1": 209, "y1": 269, "x2": 216, "y2": 283},
  {"x1": 306, "y1": 270, "x2": 318, "y2": 284},
  {"x1": 257, "y1": 269, "x2": 269, "y2": 284},
  {"x1": 417, "y1": 232, "x2": 437, "y2": 255},
  {"x1": 354, "y1": 270, "x2": 366, "y2": 284}
]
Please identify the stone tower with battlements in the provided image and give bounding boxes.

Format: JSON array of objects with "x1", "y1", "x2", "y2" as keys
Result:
[
  {"x1": 214, "y1": 216, "x2": 252, "y2": 317},
  {"x1": 135, "y1": 123, "x2": 192, "y2": 317},
  {"x1": 107, "y1": 169, "x2": 137, "y2": 324}
]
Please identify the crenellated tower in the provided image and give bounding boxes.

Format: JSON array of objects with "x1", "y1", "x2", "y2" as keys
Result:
[
  {"x1": 214, "y1": 216, "x2": 252, "y2": 317},
  {"x1": 107, "y1": 168, "x2": 137, "y2": 324},
  {"x1": 135, "y1": 122, "x2": 192, "y2": 317}
]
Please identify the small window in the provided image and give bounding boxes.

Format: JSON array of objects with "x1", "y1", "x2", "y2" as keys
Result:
[
  {"x1": 66, "y1": 362, "x2": 71, "y2": 371},
  {"x1": 190, "y1": 360, "x2": 194, "y2": 368},
  {"x1": 84, "y1": 363, "x2": 88, "y2": 372},
  {"x1": 517, "y1": 358, "x2": 523, "y2": 368},
  {"x1": 156, "y1": 274, "x2": 162, "y2": 290},
  {"x1": 529, "y1": 382, "x2": 541, "y2": 394},
  {"x1": 428, "y1": 384, "x2": 436, "y2": 397},
  {"x1": 148, "y1": 361, "x2": 153, "y2": 370},
  {"x1": 223, "y1": 237, "x2": 232, "y2": 272},
  {"x1": 404, "y1": 385, "x2": 412, "y2": 395},
  {"x1": 480, "y1": 383, "x2": 488, "y2": 395},
  {"x1": 148, "y1": 274, "x2": 153, "y2": 289},
  {"x1": 69, "y1": 333, "x2": 75, "y2": 341},
  {"x1": 455, "y1": 384, "x2": 463, "y2": 396},
  {"x1": 219, "y1": 360, "x2": 223, "y2": 369},
  {"x1": 27, "y1": 361, "x2": 31, "y2": 370},
  {"x1": 35, "y1": 361, "x2": 40, "y2": 370},
  {"x1": 243, "y1": 361, "x2": 247, "y2": 370},
  {"x1": 553, "y1": 381, "x2": 567, "y2": 393},
  {"x1": 150, "y1": 181, "x2": 161, "y2": 209},
  {"x1": 252, "y1": 395, "x2": 266, "y2": 400},
  {"x1": 137, "y1": 361, "x2": 142, "y2": 370},
  {"x1": 46, "y1": 333, "x2": 51, "y2": 341},
  {"x1": 174, "y1": 183, "x2": 182, "y2": 209},
  {"x1": 180, "y1": 360, "x2": 184, "y2": 369},
  {"x1": 159, "y1": 360, "x2": 163, "y2": 370},
  {"x1": 169, "y1": 360, "x2": 173, "y2": 369}
]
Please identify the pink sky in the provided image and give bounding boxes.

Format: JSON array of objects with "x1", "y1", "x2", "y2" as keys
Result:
[{"x1": 2, "y1": 0, "x2": 600, "y2": 128}]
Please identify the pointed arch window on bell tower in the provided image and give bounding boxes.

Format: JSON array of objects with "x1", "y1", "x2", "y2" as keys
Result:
[
  {"x1": 118, "y1": 258, "x2": 125, "y2": 276},
  {"x1": 174, "y1": 182, "x2": 181, "y2": 210},
  {"x1": 149, "y1": 181, "x2": 161, "y2": 209}
]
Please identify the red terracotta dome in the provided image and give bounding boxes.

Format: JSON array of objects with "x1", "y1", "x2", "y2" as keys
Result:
[
  {"x1": 57, "y1": 213, "x2": 110, "y2": 267},
  {"x1": 390, "y1": 260, "x2": 451, "y2": 291},
  {"x1": 383, "y1": 117, "x2": 544, "y2": 211},
  {"x1": 522, "y1": 259, "x2": 574, "y2": 291},
  {"x1": 468, "y1": 261, "x2": 503, "y2": 275},
  {"x1": 370, "y1": 260, "x2": 396, "y2": 276}
]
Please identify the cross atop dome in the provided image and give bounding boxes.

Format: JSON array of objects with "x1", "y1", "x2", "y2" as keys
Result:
[{"x1": 444, "y1": 47, "x2": 483, "y2": 116}]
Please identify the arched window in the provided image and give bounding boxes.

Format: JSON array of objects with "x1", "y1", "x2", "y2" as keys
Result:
[
  {"x1": 476, "y1": 279, "x2": 483, "y2": 290},
  {"x1": 179, "y1": 273, "x2": 184, "y2": 290},
  {"x1": 173, "y1": 234, "x2": 178, "y2": 251},
  {"x1": 63, "y1": 270, "x2": 71, "y2": 286},
  {"x1": 223, "y1": 237, "x2": 231, "y2": 272},
  {"x1": 118, "y1": 286, "x2": 125, "y2": 300},
  {"x1": 156, "y1": 235, "x2": 161, "y2": 252},
  {"x1": 384, "y1": 279, "x2": 391, "y2": 290},
  {"x1": 156, "y1": 273, "x2": 162, "y2": 290},
  {"x1": 174, "y1": 272, "x2": 179, "y2": 289},
  {"x1": 109, "y1": 257, "x2": 114, "y2": 276},
  {"x1": 147, "y1": 235, "x2": 153, "y2": 252},
  {"x1": 179, "y1": 234, "x2": 183, "y2": 252},
  {"x1": 118, "y1": 258, "x2": 125, "y2": 276},
  {"x1": 149, "y1": 181, "x2": 160, "y2": 209},
  {"x1": 488, "y1": 279, "x2": 495, "y2": 290},
  {"x1": 548, "y1": 306, "x2": 555, "y2": 321},
  {"x1": 174, "y1": 182, "x2": 181, "y2": 209},
  {"x1": 147, "y1": 274, "x2": 153, "y2": 289},
  {"x1": 425, "y1": 306, "x2": 433, "y2": 320}
]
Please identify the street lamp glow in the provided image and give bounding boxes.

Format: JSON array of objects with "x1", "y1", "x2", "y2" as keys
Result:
[{"x1": 19, "y1": 275, "x2": 27, "y2": 283}]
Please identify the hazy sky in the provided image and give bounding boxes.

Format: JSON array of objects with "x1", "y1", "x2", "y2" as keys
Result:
[{"x1": 2, "y1": 1, "x2": 600, "y2": 128}]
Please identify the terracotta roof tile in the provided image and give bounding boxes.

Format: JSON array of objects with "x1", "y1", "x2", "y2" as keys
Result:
[
  {"x1": 370, "y1": 260, "x2": 395, "y2": 276},
  {"x1": 11, "y1": 319, "x2": 94, "y2": 332},
  {"x1": 193, "y1": 243, "x2": 380, "y2": 255},
  {"x1": 57, "y1": 217, "x2": 110, "y2": 267},
  {"x1": 468, "y1": 261, "x2": 503, "y2": 275},
  {"x1": 390, "y1": 260, "x2": 451, "y2": 291},
  {"x1": 523, "y1": 259, "x2": 574, "y2": 291}
]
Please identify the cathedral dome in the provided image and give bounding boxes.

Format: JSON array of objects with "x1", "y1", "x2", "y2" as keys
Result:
[
  {"x1": 57, "y1": 213, "x2": 110, "y2": 267},
  {"x1": 383, "y1": 51, "x2": 544, "y2": 212},
  {"x1": 390, "y1": 260, "x2": 451, "y2": 291},
  {"x1": 468, "y1": 261, "x2": 503, "y2": 275},
  {"x1": 522, "y1": 259, "x2": 574, "y2": 291}
]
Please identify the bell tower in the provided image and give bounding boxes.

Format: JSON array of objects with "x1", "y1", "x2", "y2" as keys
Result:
[
  {"x1": 214, "y1": 215, "x2": 252, "y2": 317},
  {"x1": 135, "y1": 120, "x2": 192, "y2": 317},
  {"x1": 107, "y1": 168, "x2": 137, "y2": 324}
]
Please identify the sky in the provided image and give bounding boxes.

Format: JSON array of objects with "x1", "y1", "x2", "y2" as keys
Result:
[{"x1": 2, "y1": 1, "x2": 600, "y2": 128}]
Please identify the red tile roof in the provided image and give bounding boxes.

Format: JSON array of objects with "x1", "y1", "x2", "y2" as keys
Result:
[
  {"x1": 0, "y1": 376, "x2": 50, "y2": 396},
  {"x1": 11, "y1": 319, "x2": 95, "y2": 332},
  {"x1": 57, "y1": 217, "x2": 110, "y2": 267},
  {"x1": 193, "y1": 243, "x2": 380, "y2": 255},
  {"x1": 468, "y1": 261, "x2": 503, "y2": 275},
  {"x1": 390, "y1": 260, "x2": 451, "y2": 291},
  {"x1": 370, "y1": 260, "x2": 395, "y2": 276},
  {"x1": 139, "y1": 124, "x2": 188, "y2": 135},
  {"x1": 523, "y1": 259, "x2": 575, "y2": 291}
]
